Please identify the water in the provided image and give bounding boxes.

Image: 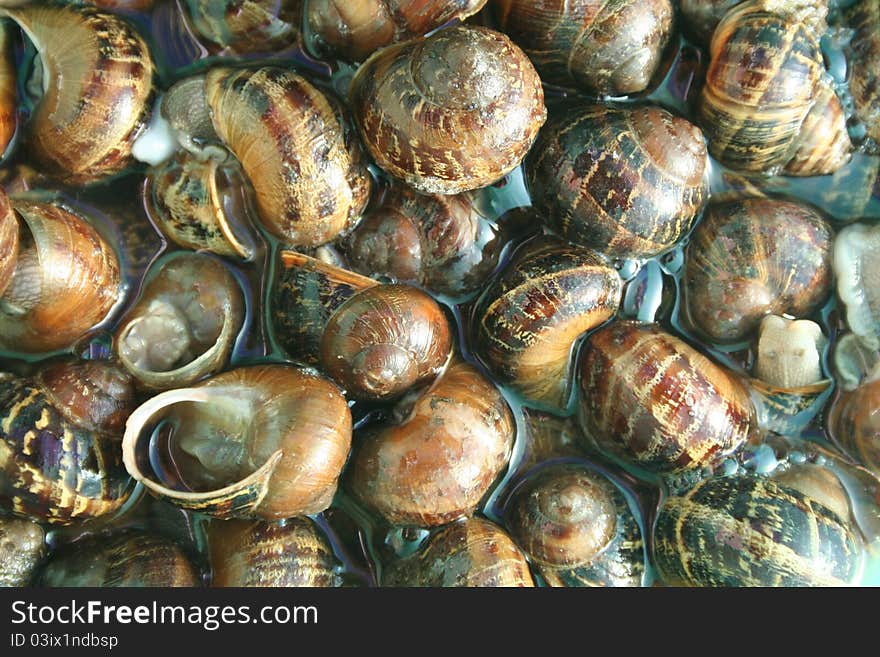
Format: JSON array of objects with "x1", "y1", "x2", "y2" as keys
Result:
[{"x1": 2, "y1": 0, "x2": 880, "y2": 587}]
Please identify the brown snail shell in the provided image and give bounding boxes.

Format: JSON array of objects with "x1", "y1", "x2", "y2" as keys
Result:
[
  {"x1": 0, "y1": 517, "x2": 45, "y2": 587},
  {"x1": 679, "y1": 0, "x2": 743, "y2": 45},
  {"x1": 516, "y1": 410, "x2": 589, "y2": 475},
  {"x1": 849, "y1": 2, "x2": 880, "y2": 145},
  {"x1": 506, "y1": 463, "x2": 645, "y2": 587},
  {"x1": 828, "y1": 378, "x2": 880, "y2": 479},
  {"x1": 122, "y1": 365, "x2": 352, "y2": 520},
  {"x1": 0, "y1": 3, "x2": 154, "y2": 184},
  {"x1": 493, "y1": 0, "x2": 674, "y2": 96},
  {"x1": 0, "y1": 359, "x2": 136, "y2": 525},
  {"x1": 206, "y1": 66, "x2": 372, "y2": 248},
  {"x1": 348, "y1": 360, "x2": 514, "y2": 527},
  {"x1": 578, "y1": 321, "x2": 755, "y2": 474},
  {"x1": 0, "y1": 197, "x2": 123, "y2": 354},
  {"x1": 209, "y1": 517, "x2": 341, "y2": 587},
  {"x1": 682, "y1": 198, "x2": 833, "y2": 343},
  {"x1": 472, "y1": 236, "x2": 622, "y2": 410},
  {"x1": 38, "y1": 531, "x2": 199, "y2": 587},
  {"x1": 526, "y1": 104, "x2": 708, "y2": 260},
  {"x1": 383, "y1": 517, "x2": 535, "y2": 587},
  {"x1": 652, "y1": 474, "x2": 861, "y2": 586},
  {"x1": 115, "y1": 253, "x2": 245, "y2": 391},
  {"x1": 697, "y1": 0, "x2": 851, "y2": 176},
  {"x1": 0, "y1": 22, "x2": 16, "y2": 159},
  {"x1": 0, "y1": 188, "x2": 17, "y2": 299},
  {"x1": 343, "y1": 184, "x2": 504, "y2": 297},
  {"x1": 145, "y1": 152, "x2": 255, "y2": 259},
  {"x1": 185, "y1": 0, "x2": 302, "y2": 54},
  {"x1": 308, "y1": 0, "x2": 488, "y2": 62},
  {"x1": 350, "y1": 24, "x2": 546, "y2": 195}
]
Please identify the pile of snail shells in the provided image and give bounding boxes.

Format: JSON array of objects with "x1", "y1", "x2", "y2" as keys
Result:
[{"x1": 1, "y1": 0, "x2": 879, "y2": 590}]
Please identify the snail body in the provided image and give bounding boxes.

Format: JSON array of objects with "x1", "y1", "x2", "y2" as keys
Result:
[
  {"x1": 350, "y1": 25, "x2": 546, "y2": 195},
  {"x1": 527, "y1": 104, "x2": 708, "y2": 259},
  {"x1": 493, "y1": 0, "x2": 673, "y2": 95},
  {"x1": 578, "y1": 321, "x2": 754, "y2": 474},
  {"x1": 833, "y1": 222, "x2": 880, "y2": 350}
]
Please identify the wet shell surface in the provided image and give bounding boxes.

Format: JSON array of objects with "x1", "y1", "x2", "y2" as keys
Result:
[
  {"x1": 185, "y1": 0, "x2": 302, "y2": 54},
  {"x1": 834, "y1": 222, "x2": 880, "y2": 350},
  {"x1": 848, "y1": 1, "x2": 880, "y2": 144},
  {"x1": 828, "y1": 378, "x2": 880, "y2": 479},
  {"x1": 0, "y1": 516, "x2": 45, "y2": 587}
]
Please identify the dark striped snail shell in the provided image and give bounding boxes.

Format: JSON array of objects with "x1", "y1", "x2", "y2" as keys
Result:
[
  {"x1": 350, "y1": 24, "x2": 546, "y2": 195},
  {"x1": 682, "y1": 198, "x2": 833, "y2": 343},
  {"x1": 308, "y1": 0, "x2": 488, "y2": 62},
  {"x1": 697, "y1": 0, "x2": 851, "y2": 176},
  {"x1": 209, "y1": 518, "x2": 341, "y2": 587},
  {"x1": 38, "y1": 531, "x2": 199, "y2": 587},
  {"x1": 0, "y1": 359, "x2": 136, "y2": 525},
  {"x1": 578, "y1": 321, "x2": 755, "y2": 474},
  {"x1": 0, "y1": 3, "x2": 154, "y2": 184},
  {"x1": 114, "y1": 253, "x2": 245, "y2": 391},
  {"x1": 343, "y1": 184, "x2": 505, "y2": 297},
  {"x1": 472, "y1": 236, "x2": 622, "y2": 410},
  {"x1": 348, "y1": 360, "x2": 515, "y2": 527},
  {"x1": 493, "y1": 0, "x2": 674, "y2": 95},
  {"x1": 848, "y1": 2, "x2": 880, "y2": 145},
  {"x1": 506, "y1": 463, "x2": 645, "y2": 587},
  {"x1": 0, "y1": 517, "x2": 45, "y2": 587},
  {"x1": 652, "y1": 474, "x2": 862, "y2": 586},
  {"x1": 383, "y1": 517, "x2": 535, "y2": 587},
  {"x1": 526, "y1": 104, "x2": 708, "y2": 260},
  {"x1": 185, "y1": 0, "x2": 302, "y2": 54},
  {"x1": 122, "y1": 365, "x2": 352, "y2": 520},
  {"x1": 205, "y1": 66, "x2": 372, "y2": 248}
]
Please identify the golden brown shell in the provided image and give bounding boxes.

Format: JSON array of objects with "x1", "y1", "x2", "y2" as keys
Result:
[
  {"x1": 209, "y1": 517, "x2": 341, "y2": 587},
  {"x1": 185, "y1": 0, "x2": 302, "y2": 53},
  {"x1": 828, "y1": 379, "x2": 880, "y2": 479},
  {"x1": 206, "y1": 66, "x2": 372, "y2": 248},
  {"x1": 0, "y1": 517, "x2": 45, "y2": 587},
  {"x1": 0, "y1": 3, "x2": 154, "y2": 184},
  {"x1": 350, "y1": 25, "x2": 546, "y2": 195},
  {"x1": 494, "y1": 0, "x2": 674, "y2": 95},
  {"x1": 383, "y1": 517, "x2": 535, "y2": 587},
  {"x1": 578, "y1": 321, "x2": 755, "y2": 474},
  {"x1": 0, "y1": 188, "x2": 17, "y2": 299},
  {"x1": 0, "y1": 22, "x2": 16, "y2": 158},
  {"x1": 348, "y1": 360, "x2": 514, "y2": 527}
]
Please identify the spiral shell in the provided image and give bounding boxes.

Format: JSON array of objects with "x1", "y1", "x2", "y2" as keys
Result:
[
  {"x1": 828, "y1": 379, "x2": 880, "y2": 479},
  {"x1": 350, "y1": 25, "x2": 546, "y2": 195},
  {"x1": 578, "y1": 321, "x2": 754, "y2": 474},
  {"x1": 206, "y1": 66, "x2": 372, "y2": 248},
  {"x1": 527, "y1": 104, "x2": 708, "y2": 259},
  {"x1": 348, "y1": 360, "x2": 514, "y2": 527},
  {"x1": 697, "y1": 0, "x2": 851, "y2": 176},
  {"x1": 849, "y1": 1, "x2": 880, "y2": 144},
  {"x1": 122, "y1": 365, "x2": 352, "y2": 520},
  {"x1": 653, "y1": 474, "x2": 861, "y2": 586},
  {"x1": 115, "y1": 253, "x2": 245, "y2": 391},
  {"x1": 0, "y1": 3, "x2": 154, "y2": 183},
  {"x1": 308, "y1": 0, "x2": 487, "y2": 62},
  {"x1": 0, "y1": 517, "x2": 45, "y2": 587},
  {"x1": 473, "y1": 236, "x2": 622, "y2": 410},
  {"x1": 39, "y1": 531, "x2": 199, "y2": 587},
  {"x1": 185, "y1": 0, "x2": 302, "y2": 53},
  {"x1": 209, "y1": 517, "x2": 341, "y2": 587},
  {"x1": 0, "y1": 359, "x2": 136, "y2": 525},
  {"x1": 494, "y1": 0, "x2": 673, "y2": 95},
  {"x1": 682, "y1": 198, "x2": 833, "y2": 343},
  {"x1": 383, "y1": 517, "x2": 535, "y2": 587}
]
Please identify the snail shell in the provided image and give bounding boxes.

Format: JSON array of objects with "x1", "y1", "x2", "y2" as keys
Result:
[
  {"x1": 343, "y1": 184, "x2": 504, "y2": 297},
  {"x1": 350, "y1": 24, "x2": 546, "y2": 195},
  {"x1": 472, "y1": 236, "x2": 622, "y2": 410},
  {"x1": 115, "y1": 253, "x2": 245, "y2": 391},
  {"x1": 697, "y1": 0, "x2": 851, "y2": 176},
  {"x1": 578, "y1": 321, "x2": 755, "y2": 474},
  {"x1": 682, "y1": 198, "x2": 833, "y2": 343},
  {"x1": 0, "y1": 22, "x2": 16, "y2": 158},
  {"x1": 516, "y1": 410, "x2": 588, "y2": 475},
  {"x1": 38, "y1": 531, "x2": 199, "y2": 587},
  {"x1": 828, "y1": 378, "x2": 880, "y2": 479},
  {"x1": 145, "y1": 152, "x2": 255, "y2": 259},
  {"x1": 86, "y1": 1, "x2": 156, "y2": 9},
  {"x1": 209, "y1": 517, "x2": 341, "y2": 587},
  {"x1": 308, "y1": 0, "x2": 488, "y2": 62},
  {"x1": 0, "y1": 3, "x2": 154, "y2": 184},
  {"x1": 0, "y1": 189, "x2": 17, "y2": 299},
  {"x1": 848, "y1": 2, "x2": 880, "y2": 145},
  {"x1": 383, "y1": 517, "x2": 535, "y2": 587},
  {"x1": 0, "y1": 359, "x2": 136, "y2": 525},
  {"x1": 506, "y1": 463, "x2": 645, "y2": 587},
  {"x1": 0, "y1": 517, "x2": 45, "y2": 586},
  {"x1": 679, "y1": 0, "x2": 742, "y2": 44},
  {"x1": 348, "y1": 360, "x2": 514, "y2": 527},
  {"x1": 493, "y1": 0, "x2": 674, "y2": 95},
  {"x1": 206, "y1": 66, "x2": 372, "y2": 248},
  {"x1": 185, "y1": 0, "x2": 302, "y2": 53},
  {"x1": 833, "y1": 222, "x2": 880, "y2": 350},
  {"x1": 526, "y1": 104, "x2": 708, "y2": 260},
  {"x1": 652, "y1": 474, "x2": 862, "y2": 586},
  {"x1": 122, "y1": 365, "x2": 352, "y2": 520}
]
